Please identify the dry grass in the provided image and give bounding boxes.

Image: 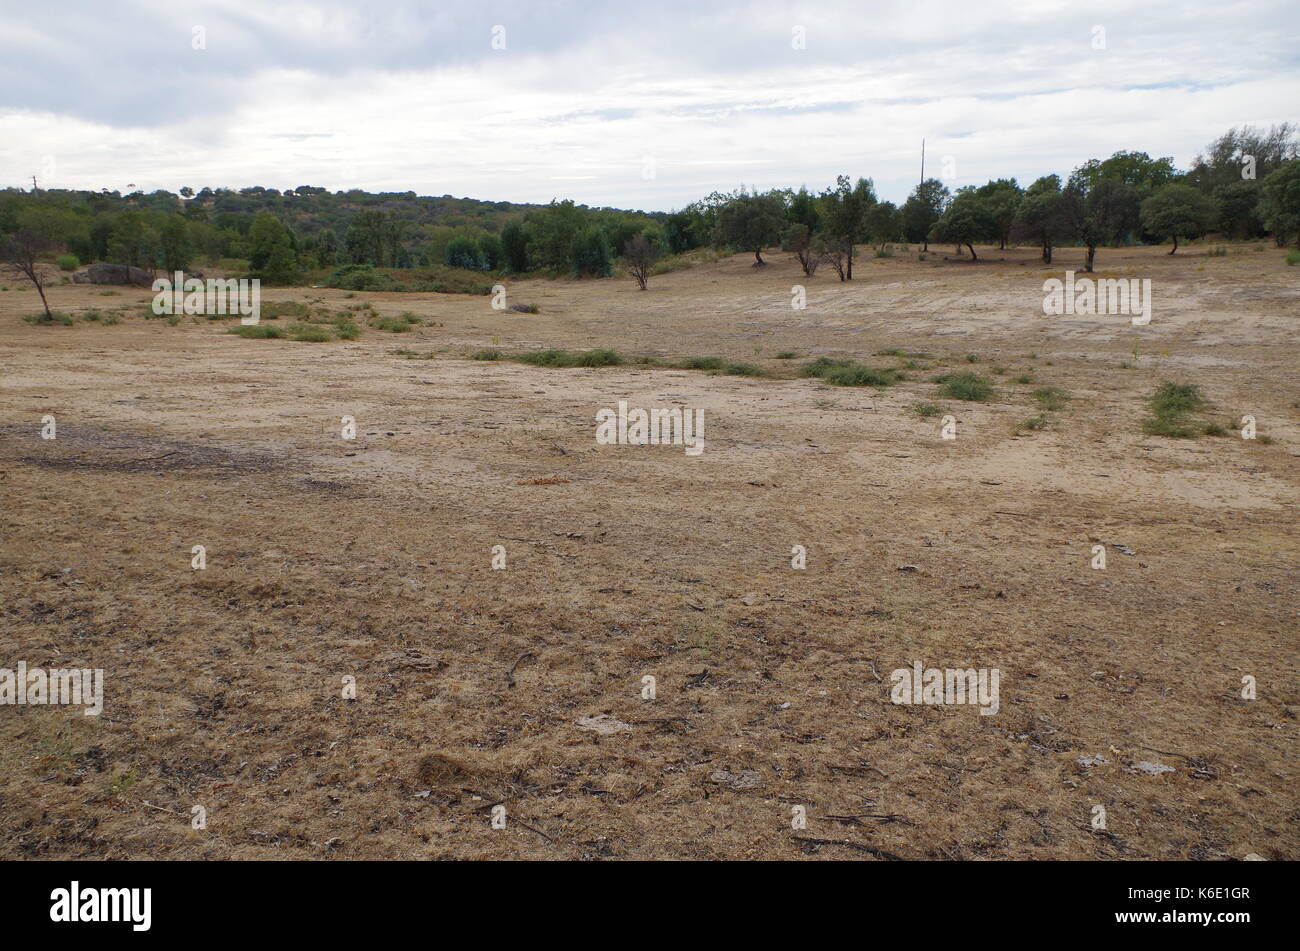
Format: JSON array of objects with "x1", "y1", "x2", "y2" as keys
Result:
[{"x1": 0, "y1": 242, "x2": 1296, "y2": 860}]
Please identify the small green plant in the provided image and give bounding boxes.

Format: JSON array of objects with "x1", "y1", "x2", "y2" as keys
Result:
[
  {"x1": 802, "y1": 357, "x2": 898, "y2": 387},
  {"x1": 1032, "y1": 386, "x2": 1069, "y2": 412},
  {"x1": 1141, "y1": 381, "x2": 1209, "y2": 438},
  {"x1": 517, "y1": 348, "x2": 623, "y2": 368},
  {"x1": 1014, "y1": 373, "x2": 1033, "y2": 384},
  {"x1": 965, "y1": 353, "x2": 980, "y2": 363},
  {"x1": 56, "y1": 253, "x2": 80, "y2": 271},
  {"x1": 288, "y1": 323, "x2": 332, "y2": 342},
  {"x1": 1017, "y1": 414, "x2": 1050, "y2": 432},
  {"x1": 1287, "y1": 248, "x2": 1300, "y2": 266},
  {"x1": 911, "y1": 402, "x2": 942, "y2": 419},
  {"x1": 774, "y1": 351, "x2": 800, "y2": 359},
  {"x1": 935, "y1": 372, "x2": 994, "y2": 401},
  {"x1": 720, "y1": 362, "x2": 765, "y2": 377},
  {"x1": 471, "y1": 349, "x2": 502, "y2": 360},
  {"x1": 228, "y1": 323, "x2": 284, "y2": 339},
  {"x1": 682, "y1": 356, "x2": 724, "y2": 370},
  {"x1": 23, "y1": 311, "x2": 76, "y2": 326}
]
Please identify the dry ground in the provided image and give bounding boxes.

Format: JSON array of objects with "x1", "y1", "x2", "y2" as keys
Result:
[{"x1": 1, "y1": 243, "x2": 1297, "y2": 860}]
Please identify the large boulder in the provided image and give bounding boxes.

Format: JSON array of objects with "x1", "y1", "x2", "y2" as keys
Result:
[{"x1": 71, "y1": 263, "x2": 155, "y2": 286}]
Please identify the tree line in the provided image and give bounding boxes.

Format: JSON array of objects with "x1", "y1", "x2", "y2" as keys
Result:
[{"x1": 2, "y1": 123, "x2": 1297, "y2": 291}]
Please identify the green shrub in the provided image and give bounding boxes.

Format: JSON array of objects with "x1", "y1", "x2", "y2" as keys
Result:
[
  {"x1": 912, "y1": 402, "x2": 942, "y2": 419},
  {"x1": 228, "y1": 323, "x2": 284, "y2": 339},
  {"x1": 516, "y1": 348, "x2": 622, "y2": 368},
  {"x1": 1141, "y1": 381, "x2": 1210, "y2": 438},
  {"x1": 56, "y1": 253, "x2": 80, "y2": 271},
  {"x1": 326, "y1": 264, "x2": 399, "y2": 291},
  {"x1": 471, "y1": 349, "x2": 501, "y2": 360},
  {"x1": 1032, "y1": 386, "x2": 1069, "y2": 412},
  {"x1": 682, "y1": 356, "x2": 724, "y2": 370},
  {"x1": 1287, "y1": 248, "x2": 1300, "y2": 266},
  {"x1": 935, "y1": 372, "x2": 994, "y2": 401},
  {"x1": 23, "y1": 311, "x2": 76, "y2": 326},
  {"x1": 288, "y1": 324, "x2": 332, "y2": 342}
]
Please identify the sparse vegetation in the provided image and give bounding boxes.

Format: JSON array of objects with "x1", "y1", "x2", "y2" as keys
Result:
[{"x1": 935, "y1": 372, "x2": 994, "y2": 401}]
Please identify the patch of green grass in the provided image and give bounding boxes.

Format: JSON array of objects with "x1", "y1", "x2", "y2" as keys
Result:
[
  {"x1": 23, "y1": 311, "x2": 76, "y2": 326},
  {"x1": 1014, "y1": 373, "x2": 1034, "y2": 384},
  {"x1": 228, "y1": 323, "x2": 284, "y2": 339},
  {"x1": 471, "y1": 349, "x2": 502, "y2": 360},
  {"x1": 774, "y1": 351, "x2": 800, "y2": 359},
  {"x1": 516, "y1": 348, "x2": 623, "y2": 368},
  {"x1": 911, "y1": 402, "x2": 942, "y2": 419},
  {"x1": 1287, "y1": 248, "x2": 1300, "y2": 266},
  {"x1": 333, "y1": 317, "x2": 361, "y2": 339},
  {"x1": 261, "y1": 300, "x2": 312, "y2": 320},
  {"x1": 681, "y1": 356, "x2": 724, "y2": 370},
  {"x1": 1017, "y1": 414, "x2": 1051, "y2": 432},
  {"x1": 372, "y1": 314, "x2": 419, "y2": 333},
  {"x1": 1032, "y1": 386, "x2": 1069, "y2": 412},
  {"x1": 719, "y1": 361, "x2": 766, "y2": 377},
  {"x1": 965, "y1": 353, "x2": 980, "y2": 363},
  {"x1": 802, "y1": 356, "x2": 900, "y2": 387},
  {"x1": 935, "y1": 371, "x2": 994, "y2": 402},
  {"x1": 288, "y1": 324, "x2": 332, "y2": 342},
  {"x1": 1141, "y1": 381, "x2": 1210, "y2": 438}
]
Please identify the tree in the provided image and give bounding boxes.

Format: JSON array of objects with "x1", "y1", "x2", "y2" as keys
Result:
[
  {"x1": 781, "y1": 223, "x2": 821, "y2": 277},
  {"x1": 1139, "y1": 184, "x2": 1219, "y2": 253},
  {"x1": 623, "y1": 234, "x2": 657, "y2": 290},
  {"x1": 787, "y1": 186, "x2": 820, "y2": 233},
  {"x1": 1070, "y1": 151, "x2": 1178, "y2": 200},
  {"x1": 1013, "y1": 175, "x2": 1070, "y2": 263},
  {"x1": 500, "y1": 220, "x2": 529, "y2": 271},
  {"x1": 1063, "y1": 174, "x2": 1140, "y2": 272},
  {"x1": 446, "y1": 235, "x2": 486, "y2": 270},
  {"x1": 931, "y1": 187, "x2": 994, "y2": 260},
  {"x1": 864, "y1": 201, "x2": 901, "y2": 248},
  {"x1": 901, "y1": 178, "x2": 949, "y2": 251},
  {"x1": 714, "y1": 190, "x2": 786, "y2": 266},
  {"x1": 1187, "y1": 123, "x2": 1300, "y2": 193},
  {"x1": 1258, "y1": 159, "x2": 1300, "y2": 247},
  {"x1": 525, "y1": 200, "x2": 585, "y2": 271},
  {"x1": 1, "y1": 206, "x2": 75, "y2": 317},
  {"x1": 818, "y1": 175, "x2": 875, "y2": 279},
  {"x1": 571, "y1": 226, "x2": 611, "y2": 277},
  {"x1": 159, "y1": 214, "x2": 193, "y2": 272},
  {"x1": 107, "y1": 211, "x2": 159, "y2": 270},
  {"x1": 975, "y1": 179, "x2": 1022, "y2": 249},
  {"x1": 248, "y1": 212, "x2": 297, "y2": 283}
]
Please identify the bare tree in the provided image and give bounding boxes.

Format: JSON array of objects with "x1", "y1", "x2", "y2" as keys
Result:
[
  {"x1": 623, "y1": 234, "x2": 657, "y2": 290},
  {"x1": 1, "y1": 208, "x2": 69, "y2": 319}
]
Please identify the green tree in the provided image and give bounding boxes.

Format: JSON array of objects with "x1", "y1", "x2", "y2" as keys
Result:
[
  {"x1": 1139, "y1": 184, "x2": 1219, "y2": 253},
  {"x1": 248, "y1": 212, "x2": 298, "y2": 283},
  {"x1": 818, "y1": 176, "x2": 875, "y2": 279},
  {"x1": 570, "y1": 226, "x2": 611, "y2": 277},
  {"x1": 714, "y1": 189, "x2": 786, "y2": 266},
  {"x1": 1013, "y1": 175, "x2": 1070, "y2": 263},
  {"x1": 1, "y1": 205, "x2": 78, "y2": 317},
  {"x1": 1258, "y1": 159, "x2": 1300, "y2": 247},
  {"x1": 901, "y1": 178, "x2": 949, "y2": 251},
  {"x1": 500, "y1": 220, "x2": 529, "y2": 271},
  {"x1": 931, "y1": 187, "x2": 994, "y2": 260},
  {"x1": 975, "y1": 179, "x2": 1023, "y2": 249},
  {"x1": 1063, "y1": 173, "x2": 1141, "y2": 272}
]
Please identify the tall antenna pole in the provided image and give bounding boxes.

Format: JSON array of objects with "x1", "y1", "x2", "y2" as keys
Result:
[{"x1": 920, "y1": 139, "x2": 925, "y2": 186}]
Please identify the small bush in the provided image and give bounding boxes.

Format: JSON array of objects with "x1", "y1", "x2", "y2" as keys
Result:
[
  {"x1": 372, "y1": 314, "x2": 418, "y2": 333},
  {"x1": 228, "y1": 323, "x2": 284, "y2": 339},
  {"x1": 288, "y1": 324, "x2": 332, "y2": 342},
  {"x1": 821, "y1": 364, "x2": 899, "y2": 387},
  {"x1": 720, "y1": 362, "x2": 766, "y2": 377},
  {"x1": 912, "y1": 402, "x2": 942, "y2": 419},
  {"x1": 261, "y1": 300, "x2": 312, "y2": 320},
  {"x1": 682, "y1": 356, "x2": 724, "y2": 370},
  {"x1": 516, "y1": 348, "x2": 622, "y2": 368},
  {"x1": 1141, "y1": 381, "x2": 1210, "y2": 438},
  {"x1": 510, "y1": 303, "x2": 540, "y2": 314},
  {"x1": 936, "y1": 372, "x2": 994, "y2": 401},
  {"x1": 1033, "y1": 386, "x2": 1069, "y2": 412},
  {"x1": 774, "y1": 351, "x2": 800, "y2": 359},
  {"x1": 57, "y1": 253, "x2": 80, "y2": 271},
  {"x1": 326, "y1": 264, "x2": 399, "y2": 291},
  {"x1": 1018, "y1": 414, "x2": 1050, "y2": 432},
  {"x1": 1287, "y1": 248, "x2": 1300, "y2": 266},
  {"x1": 471, "y1": 349, "x2": 502, "y2": 360},
  {"x1": 23, "y1": 311, "x2": 76, "y2": 326}
]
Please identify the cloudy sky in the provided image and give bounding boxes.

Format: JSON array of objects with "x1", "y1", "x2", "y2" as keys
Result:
[{"x1": 1, "y1": 0, "x2": 1297, "y2": 210}]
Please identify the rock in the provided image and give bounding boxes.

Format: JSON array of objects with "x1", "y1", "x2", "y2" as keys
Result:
[
  {"x1": 896, "y1": 564, "x2": 919, "y2": 572},
  {"x1": 71, "y1": 263, "x2": 155, "y2": 286},
  {"x1": 575, "y1": 714, "x2": 632, "y2": 735},
  {"x1": 709, "y1": 768, "x2": 763, "y2": 790},
  {"x1": 1076, "y1": 754, "x2": 1108, "y2": 768},
  {"x1": 1125, "y1": 760, "x2": 1175, "y2": 776},
  {"x1": 1244, "y1": 853, "x2": 1265, "y2": 861}
]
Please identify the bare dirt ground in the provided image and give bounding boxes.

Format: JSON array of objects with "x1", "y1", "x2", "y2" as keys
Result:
[{"x1": 1, "y1": 243, "x2": 1297, "y2": 860}]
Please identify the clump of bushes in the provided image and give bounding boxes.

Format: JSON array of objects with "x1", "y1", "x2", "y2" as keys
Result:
[
  {"x1": 801, "y1": 356, "x2": 901, "y2": 387},
  {"x1": 326, "y1": 264, "x2": 400, "y2": 291},
  {"x1": 1141, "y1": 381, "x2": 1211, "y2": 437},
  {"x1": 56, "y1": 253, "x2": 80, "y2": 271},
  {"x1": 516, "y1": 348, "x2": 623, "y2": 368},
  {"x1": 471, "y1": 349, "x2": 502, "y2": 360},
  {"x1": 934, "y1": 371, "x2": 994, "y2": 401},
  {"x1": 23, "y1": 311, "x2": 76, "y2": 326}
]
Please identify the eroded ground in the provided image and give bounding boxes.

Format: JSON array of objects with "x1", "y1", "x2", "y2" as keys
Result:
[{"x1": 1, "y1": 244, "x2": 1297, "y2": 859}]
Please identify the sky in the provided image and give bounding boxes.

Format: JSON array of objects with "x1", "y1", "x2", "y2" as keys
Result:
[{"x1": 1, "y1": 0, "x2": 1297, "y2": 211}]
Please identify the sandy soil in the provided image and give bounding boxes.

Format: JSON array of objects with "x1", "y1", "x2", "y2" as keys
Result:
[{"x1": 1, "y1": 243, "x2": 1296, "y2": 860}]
